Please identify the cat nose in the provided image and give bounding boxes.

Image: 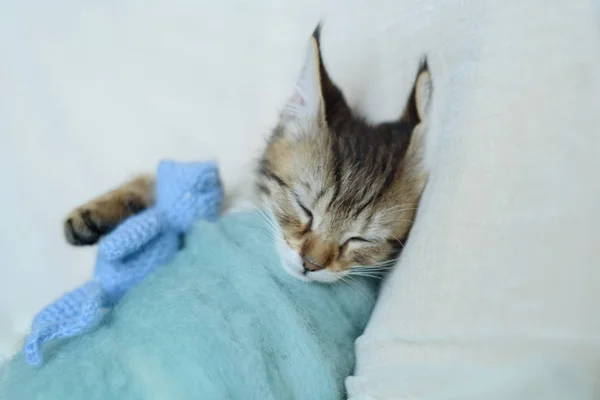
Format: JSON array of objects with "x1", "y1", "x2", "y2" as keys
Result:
[{"x1": 302, "y1": 256, "x2": 324, "y2": 272}]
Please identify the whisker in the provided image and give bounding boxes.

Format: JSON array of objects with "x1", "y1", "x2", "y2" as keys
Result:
[
  {"x1": 377, "y1": 205, "x2": 420, "y2": 214},
  {"x1": 357, "y1": 259, "x2": 398, "y2": 267},
  {"x1": 377, "y1": 208, "x2": 419, "y2": 216},
  {"x1": 373, "y1": 258, "x2": 399, "y2": 265},
  {"x1": 387, "y1": 234, "x2": 406, "y2": 250},
  {"x1": 382, "y1": 203, "x2": 419, "y2": 209},
  {"x1": 378, "y1": 202, "x2": 420, "y2": 209},
  {"x1": 351, "y1": 263, "x2": 395, "y2": 270},
  {"x1": 377, "y1": 218, "x2": 416, "y2": 225},
  {"x1": 348, "y1": 272, "x2": 384, "y2": 280},
  {"x1": 256, "y1": 215, "x2": 277, "y2": 233},
  {"x1": 340, "y1": 276, "x2": 365, "y2": 300},
  {"x1": 256, "y1": 209, "x2": 281, "y2": 235},
  {"x1": 342, "y1": 276, "x2": 376, "y2": 305},
  {"x1": 255, "y1": 220, "x2": 280, "y2": 241},
  {"x1": 351, "y1": 267, "x2": 393, "y2": 273},
  {"x1": 349, "y1": 269, "x2": 385, "y2": 277}
]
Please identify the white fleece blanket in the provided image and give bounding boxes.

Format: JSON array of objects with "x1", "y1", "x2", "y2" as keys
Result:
[
  {"x1": 2, "y1": 1, "x2": 600, "y2": 398},
  {"x1": 346, "y1": 0, "x2": 600, "y2": 398}
]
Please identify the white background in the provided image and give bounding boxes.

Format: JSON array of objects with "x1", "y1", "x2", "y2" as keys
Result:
[{"x1": 0, "y1": 0, "x2": 423, "y2": 357}]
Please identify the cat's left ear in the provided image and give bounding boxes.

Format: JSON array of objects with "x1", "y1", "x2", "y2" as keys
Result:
[
  {"x1": 282, "y1": 34, "x2": 324, "y2": 123},
  {"x1": 282, "y1": 26, "x2": 350, "y2": 129}
]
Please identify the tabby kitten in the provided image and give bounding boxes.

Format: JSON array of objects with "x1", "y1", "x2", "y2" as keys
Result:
[
  {"x1": 64, "y1": 27, "x2": 432, "y2": 283},
  {"x1": 255, "y1": 28, "x2": 431, "y2": 282}
]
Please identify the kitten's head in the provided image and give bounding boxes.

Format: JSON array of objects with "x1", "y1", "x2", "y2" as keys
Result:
[{"x1": 257, "y1": 27, "x2": 432, "y2": 282}]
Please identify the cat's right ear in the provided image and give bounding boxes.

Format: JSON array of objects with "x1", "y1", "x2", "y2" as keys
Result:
[
  {"x1": 401, "y1": 60, "x2": 433, "y2": 125},
  {"x1": 281, "y1": 26, "x2": 351, "y2": 136},
  {"x1": 415, "y1": 68, "x2": 433, "y2": 121},
  {"x1": 281, "y1": 34, "x2": 325, "y2": 126}
]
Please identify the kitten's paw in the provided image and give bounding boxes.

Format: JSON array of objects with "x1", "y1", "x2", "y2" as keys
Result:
[{"x1": 63, "y1": 194, "x2": 146, "y2": 246}]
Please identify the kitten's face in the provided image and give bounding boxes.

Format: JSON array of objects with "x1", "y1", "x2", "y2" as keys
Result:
[{"x1": 257, "y1": 30, "x2": 431, "y2": 283}]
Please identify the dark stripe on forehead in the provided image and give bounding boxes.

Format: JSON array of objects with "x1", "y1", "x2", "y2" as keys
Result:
[
  {"x1": 351, "y1": 176, "x2": 386, "y2": 218},
  {"x1": 352, "y1": 189, "x2": 379, "y2": 218},
  {"x1": 327, "y1": 136, "x2": 343, "y2": 211},
  {"x1": 353, "y1": 147, "x2": 403, "y2": 217},
  {"x1": 332, "y1": 120, "x2": 411, "y2": 217}
]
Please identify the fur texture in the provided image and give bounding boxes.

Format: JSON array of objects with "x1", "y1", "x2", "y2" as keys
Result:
[{"x1": 257, "y1": 27, "x2": 431, "y2": 282}]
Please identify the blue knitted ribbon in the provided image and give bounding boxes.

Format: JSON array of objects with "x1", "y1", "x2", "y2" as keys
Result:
[{"x1": 24, "y1": 160, "x2": 223, "y2": 366}]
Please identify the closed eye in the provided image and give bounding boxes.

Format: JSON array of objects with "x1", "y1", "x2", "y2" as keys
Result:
[
  {"x1": 342, "y1": 237, "x2": 372, "y2": 247},
  {"x1": 297, "y1": 201, "x2": 312, "y2": 219},
  {"x1": 294, "y1": 198, "x2": 313, "y2": 233}
]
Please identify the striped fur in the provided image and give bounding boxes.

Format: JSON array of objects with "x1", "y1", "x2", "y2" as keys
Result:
[{"x1": 257, "y1": 27, "x2": 431, "y2": 282}]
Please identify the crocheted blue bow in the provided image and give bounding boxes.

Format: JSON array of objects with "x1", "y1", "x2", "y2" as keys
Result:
[{"x1": 24, "y1": 160, "x2": 223, "y2": 366}]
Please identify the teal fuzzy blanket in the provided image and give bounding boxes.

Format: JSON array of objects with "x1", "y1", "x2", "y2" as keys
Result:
[{"x1": 0, "y1": 211, "x2": 377, "y2": 399}]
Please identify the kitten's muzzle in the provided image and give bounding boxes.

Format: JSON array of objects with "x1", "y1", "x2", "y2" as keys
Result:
[{"x1": 302, "y1": 256, "x2": 325, "y2": 272}]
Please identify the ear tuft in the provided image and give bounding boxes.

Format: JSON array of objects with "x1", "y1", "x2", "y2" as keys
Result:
[
  {"x1": 401, "y1": 59, "x2": 433, "y2": 125},
  {"x1": 415, "y1": 67, "x2": 433, "y2": 121},
  {"x1": 282, "y1": 34, "x2": 323, "y2": 121},
  {"x1": 280, "y1": 24, "x2": 350, "y2": 133},
  {"x1": 312, "y1": 23, "x2": 322, "y2": 43}
]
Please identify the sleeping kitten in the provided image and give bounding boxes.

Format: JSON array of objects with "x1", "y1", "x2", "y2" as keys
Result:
[{"x1": 63, "y1": 27, "x2": 433, "y2": 283}]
